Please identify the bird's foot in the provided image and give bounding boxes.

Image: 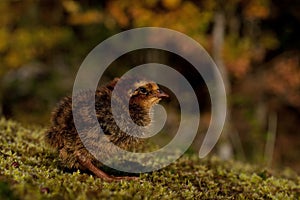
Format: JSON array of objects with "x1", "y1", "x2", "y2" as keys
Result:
[{"x1": 76, "y1": 152, "x2": 138, "y2": 182}]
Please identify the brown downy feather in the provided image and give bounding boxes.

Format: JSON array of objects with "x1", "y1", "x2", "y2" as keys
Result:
[{"x1": 45, "y1": 77, "x2": 168, "y2": 175}]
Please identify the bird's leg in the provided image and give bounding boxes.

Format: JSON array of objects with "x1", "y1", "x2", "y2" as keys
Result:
[
  {"x1": 76, "y1": 153, "x2": 114, "y2": 181},
  {"x1": 76, "y1": 152, "x2": 138, "y2": 182}
]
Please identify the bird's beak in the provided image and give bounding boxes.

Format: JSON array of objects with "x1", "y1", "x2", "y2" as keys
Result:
[{"x1": 156, "y1": 90, "x2": 169, "y2": 99}]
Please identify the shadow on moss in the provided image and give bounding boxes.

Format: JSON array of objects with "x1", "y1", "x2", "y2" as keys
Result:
[{"x1": 0, "y1": 179, "x2": 19, "y2": 200}]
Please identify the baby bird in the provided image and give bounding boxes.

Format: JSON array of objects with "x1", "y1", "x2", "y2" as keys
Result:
[{"x1": 45, "y1": 77, "x2": 168, "y2": 181}]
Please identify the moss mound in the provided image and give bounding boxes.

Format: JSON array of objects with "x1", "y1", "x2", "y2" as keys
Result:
[{"x1": 0, "y1": 118, "x2": 299, "y2": 199}]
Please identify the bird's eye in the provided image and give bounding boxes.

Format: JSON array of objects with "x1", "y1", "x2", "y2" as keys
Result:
[{"x1": 138, "y1": 87, "x2": 148, "y2": 94}]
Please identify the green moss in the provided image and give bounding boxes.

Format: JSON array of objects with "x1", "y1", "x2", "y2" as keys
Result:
[{"x1": 0, "y1": 118, "x2": 299, "y2": 199}]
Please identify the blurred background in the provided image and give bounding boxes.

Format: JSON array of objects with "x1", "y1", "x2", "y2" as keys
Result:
[{"x1": 0, "y1": 0, "x2": 299, "y2": 173}]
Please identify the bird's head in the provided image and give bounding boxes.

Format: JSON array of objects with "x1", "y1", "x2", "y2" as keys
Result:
[
  {"x1": 129, "y1": 81, "x2": 169, "y2": 109},
  {"x1": 109, "y1": 77, "x2": 169, "y2": 126}
]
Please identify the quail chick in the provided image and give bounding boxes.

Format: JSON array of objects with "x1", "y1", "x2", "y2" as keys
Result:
[{"x1": 45, "y1": 77, "x2": 168, "y2": 181}]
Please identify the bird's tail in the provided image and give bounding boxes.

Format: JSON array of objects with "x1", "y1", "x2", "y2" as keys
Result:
[{"x1": 45, "y1": 127, "x2": 63, "y2": 149}]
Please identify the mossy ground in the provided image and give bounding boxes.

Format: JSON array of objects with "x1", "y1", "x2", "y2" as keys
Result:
[{"x1": 0, "y1": 118, "x2": 299, "y2": 200}]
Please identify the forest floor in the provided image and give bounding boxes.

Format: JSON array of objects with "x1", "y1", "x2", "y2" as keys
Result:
[{"x1": 0, "y1": 118, "x2": 299, "y2": 200}]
